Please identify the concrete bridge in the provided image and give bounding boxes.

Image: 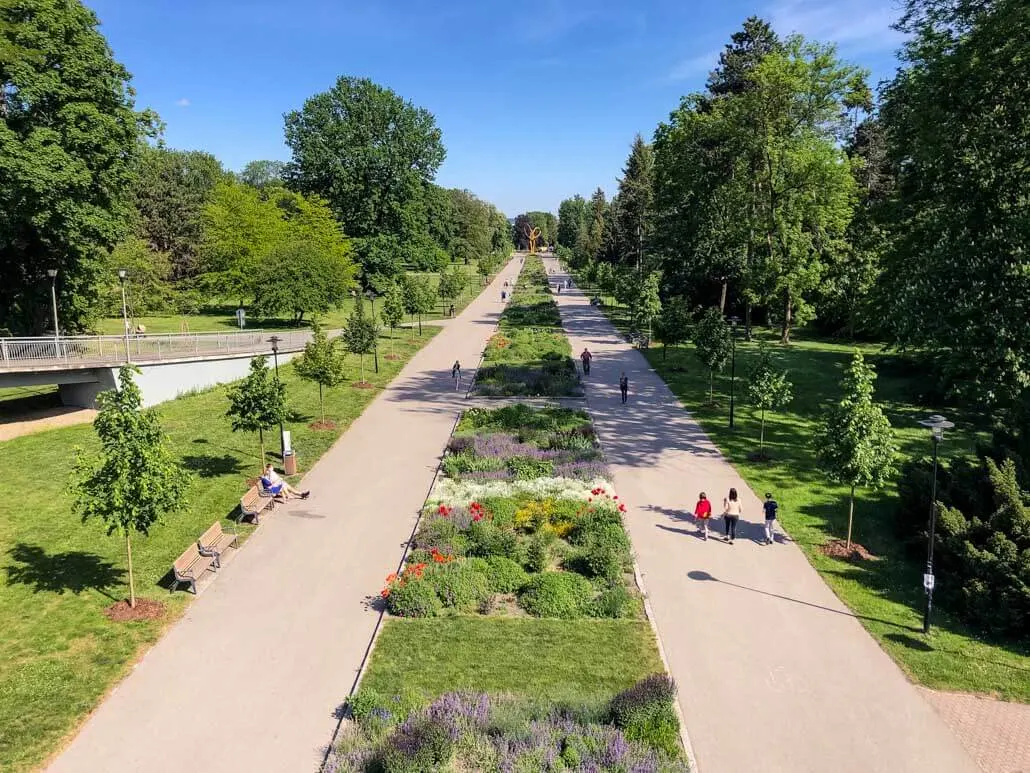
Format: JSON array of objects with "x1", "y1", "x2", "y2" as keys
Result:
[{"x1": 0, "y1": 330, "x2": 317, "y2": 407}]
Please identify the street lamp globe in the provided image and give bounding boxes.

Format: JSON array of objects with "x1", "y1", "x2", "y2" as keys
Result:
[
  {"x1": 47, "y1": 268, "x2": 58, "y2": 279},
  {"x1": 118, "y1": 268, "x2": 127, "y2": 280}
]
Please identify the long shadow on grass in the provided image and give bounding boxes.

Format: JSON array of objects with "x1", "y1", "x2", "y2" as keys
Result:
[
  {"x1": 181, "y1": 453, "x2": 245, "y2": 478},
  {"x1": 687, "y1": 568, "x2": 918, "y2": 632},
  {"x1": 5, "y1": 543, "x2": 125, "y2": 599}
]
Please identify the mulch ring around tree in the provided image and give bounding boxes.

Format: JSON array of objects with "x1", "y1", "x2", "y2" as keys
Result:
[
  {"x1": 384, "y1": 354, "x2": 400, "y2": 361},
  {"x1": 104, "y1": 598, "x2": 166, "y2": 622},
  {"x1": 309, "y1": 420, "x2": 337, "y2": 431},
  {"x1": 819, "y1": 539, "x2": 879, "y2": 562},
  {"x1": 352, "y1": 381, "x2": 375, "y2": 390}
]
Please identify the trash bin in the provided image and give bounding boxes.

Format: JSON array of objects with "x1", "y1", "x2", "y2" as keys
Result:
[{"x1": 283, "y1": 451, "x2": 297, "y2": 476}]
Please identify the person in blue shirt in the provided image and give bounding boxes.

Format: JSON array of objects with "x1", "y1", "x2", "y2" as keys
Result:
[{"x1": 763, "y1": 493, "x2": 779, "y2": 545}]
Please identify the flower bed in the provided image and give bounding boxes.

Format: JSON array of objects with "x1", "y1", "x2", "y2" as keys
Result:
[
  {"x1": 330, "y1": 674, "x2": 689, "y2": 772},
  {"x1": 473, "y1": 254, "x2": 582, "y2": 397},
  {"x1": 382, "y1": 405, "x2": 640, "y2": 621}
]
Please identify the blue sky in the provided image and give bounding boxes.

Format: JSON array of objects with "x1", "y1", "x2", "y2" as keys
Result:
[{"x1": 88, "y1": 0, "x2": 906, "y2": 216}]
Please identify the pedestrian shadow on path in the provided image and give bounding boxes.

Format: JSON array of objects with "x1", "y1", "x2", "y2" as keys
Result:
[{"x1": 687, "y1": 569, "x2": 918, "y2": 632}]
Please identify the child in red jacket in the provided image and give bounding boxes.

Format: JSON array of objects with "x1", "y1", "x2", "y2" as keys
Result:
[{"x1": 694, "y1": 492, "x2": 712, "y2": 541}]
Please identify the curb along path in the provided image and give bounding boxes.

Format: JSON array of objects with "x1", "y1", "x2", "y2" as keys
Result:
[
  {"x1": 544, "y1": 257, "x2": 979, "y2": 773},
  {"x1": 47, "y1": 259, "x2": 522, "y2": 773}
]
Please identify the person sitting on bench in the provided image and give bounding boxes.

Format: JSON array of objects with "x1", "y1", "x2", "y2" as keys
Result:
[{"x1": 260, "y1": 463, "x2": 309, "y2": 500}]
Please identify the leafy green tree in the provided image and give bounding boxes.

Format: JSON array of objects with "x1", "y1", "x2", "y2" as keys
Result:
[
  {"x1": 200, "y1": 180, "x2": 286, "y2": 302},
  {"x1": 354, "y1": 234, "x2": 404, "y2": 289},
  {"x1": 238, "y1": 159, "x2": 286, "y2": 189},
  {"x1": 693, "y1": 308, "x2": 732, "y2": 404},
  {"x1": 630, "y1": 271, "x2": 662, "y2": 343},
  {"x1": 477, "y1": 252, "x2": 500, "y2": 285},
  {"x1": 706, "y1": 15, "x2": 781, "y2": 97},
  {"x1": 251, "y1": 240, "x2": 354, "y2": 324},
  {"x1": 73, "y1": 367, "x2": 187, "y2": 608},
  {"x1": 615, "y1": 135, "x2": 654, "y2": 270},
  {"x1": 133, "y1": 146, "x2": 229, "y2": 279},
  {"x1": 879, "y1": 0, "x2": 1030, "y2": 413},
  {"x1": 293, "y1": 320, "x2": 346, "y2": 424},
  {"x1": 226, "y1": 356, "x2": 287, "y2": 469},
  {"x1": 512, "y1": 214, "x2": 533, "y2": 251},
  {"x1": 595, "y1": 262, "x2": 617, "y2": 306},
  {"x1": 654, "y1": 296, "x2": 693, "y2": 360},
  {"x1": 380, "y1": 281, "x2": 406, "y2": 351},
  {"x1": 745, "y1": 345, "x2": 793, "y2": 456},
  {"x1": 402, "y1": 274, "x2": 437, "y2": 335},
  {"x1": 0, "y1": 0, "x2": 157, "y2": 334},
  {"x1": 284, "y1": 76, "x2": 445, "y2": 240},
  {"x1": 584, "y1": 188, "x2": 607, "y2": 262},
  {"x1": 106, "y1": 238, "x2": 173, "y2": 317},
  {"x1": 557, "y1": 195, "x2": 587, "y2": 249},
  {"x1": 814, "y1": 351, "x2": 897, "y2": 549},
  {"x1": 438, "y1": 264, "x2": 468, "y2": 309},
  {"x1": 341, "y1": 298, "x2": 378, "y2": 384}
]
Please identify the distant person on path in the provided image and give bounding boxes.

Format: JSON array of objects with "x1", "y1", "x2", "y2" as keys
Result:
[
  {"x1": 580, "y1": 348, "x2": 592, "y2": 375},
  {"x1": 261, "y1": 463, "x2": 309, "y2": 500},
  {"x1": 619, "y1": 372, "x2": 629, "y2": 404},
  {"x1": 763, "y1": 492, "x2": 779, "y2": 545},
  {"x1": 694, "y1": 492, "x2": 712, "y2": 540},
  {"x1": 448, "y1": 303, "x2": 455, "y2": 317},
  {"x1": 501, "y1": 290, "x2": 507, "y2": 301},
  {"x1": 722, "y1": 488, "x2": 742, "y2": 543},
  {"x1": 452, "y1": 360, "x2": 462, "y2": 390}
]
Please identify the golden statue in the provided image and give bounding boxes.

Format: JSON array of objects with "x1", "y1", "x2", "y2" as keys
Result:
[{"x1": 528, "y1": 226, "x2": 541, "y2": 254}]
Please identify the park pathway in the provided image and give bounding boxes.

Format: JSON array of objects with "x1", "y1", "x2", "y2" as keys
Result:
[
  {"x1": 47, "y1": 259, "x2": 521, "y2": 773},
  {"x1": 544, "y1": 257, "x2": 979, "y2": 773}
]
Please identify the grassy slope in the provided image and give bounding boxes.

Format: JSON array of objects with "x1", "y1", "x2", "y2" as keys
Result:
[
  {"x1": 95, "y1": 264, "x2": 484, "y2": 335},
  {"x1": 0, "y1": 328, "x2": 438, "y2": 772},
  {"x1": 599, "y1": 300, "x2": 1030, "y2": 700}
]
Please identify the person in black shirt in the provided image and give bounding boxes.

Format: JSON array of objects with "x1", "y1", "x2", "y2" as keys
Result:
[
  {"x1": 763, "y1": 492, "x2": 779, "y2": 545},
  {"x1": 619, "y1": 372, "x2": 629, "y2": 404}
]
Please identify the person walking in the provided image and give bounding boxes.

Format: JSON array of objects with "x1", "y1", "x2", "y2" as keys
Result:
[
  {"x1": 619, "y1": 372, "x2": 629, "y2": 404},
  {"x1": 722, "y1": 488, "x2": 742, "y2": 544},
  {"x1": 694, "y1": 492, "x2": 712, "y2": 540},
  {"x1": 580, "y1": 348, "x2": 592, "y2": 376},
  {"x1": 501, "y1": 290, "x2": 507, "y2": 301},
  {"x1": 763, "y1": 492, "x2": 779, "y2": 545},
  {"x1": 451, "y1": 360, "x2": 462, "y2": 391}
]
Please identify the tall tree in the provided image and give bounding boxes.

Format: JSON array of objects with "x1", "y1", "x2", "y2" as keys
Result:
[
  {"x1": 706, "y1": 16, "x2": 781, "y2": 97},
  {"x1": 615, "y1": 135, "x2": 654, "y2": 271},
  {"x1": 293, "y1": 320, "x2": 346, "y2": 425},
  {"x1": 73, "y1": 367, "x2": 188, "y2": 608},
  {"x1": 238, "y1": 159, "x2": 286, "y2": 189},
  {"x1": 512, "y1": 213, "x2": 533, "y2": 250},
  {"x1": 557, "y1": 195, "x2": 587, "y2": 248},
  {"x1": 630, "y1": 270, "x2": 662, "y2": 342},
  {"x1": 284, "y1": 76, "x2": 445, "y2": 240},
  {"x1": 133, "y1": 146, "x2": 228, "y2": 279},
  {"x1": 0, "y1": 0, "x2": 157, "y2": 334},
  {"x1": 815, "y1": 351, "x2": 897, "y2": 549},
  {"x1": 584, "y1": 188, "x2": 607, "y2": 262},
  {"x1": 251, "y1": 240, "x2": 354, "y2": 324},
  {"x1": 880, "y1": 0, "x2": 1030, "y2": 413}
]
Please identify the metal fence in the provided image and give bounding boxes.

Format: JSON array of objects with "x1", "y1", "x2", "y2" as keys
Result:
[{"x1": 0, "y1": 330, "x2": 316, "y2": 369}]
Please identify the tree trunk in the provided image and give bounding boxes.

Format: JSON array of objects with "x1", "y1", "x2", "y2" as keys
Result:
[
  {"x1": 319, "y1": 383, "x2": 325, "y2": 424},
  {"x1": 126, "y1": 533, "x2": 136, "y2": 609},
  {"x1": 781, "y1": 295, "x2": 792, "y2": 344},
  {"x1": 846, "y1": 486, "x2": 856, "y2": 551},
  {"x1": 258, "y1": 428, "x2": 265, "y2": 469},
  {"x1": 760, "y1": 408, "x2": 766, "y2": 451},
  {"x1": 719, "y1": 280, "x2": 728, "y2": 313},
  {"x1": 663, "y1": 342, "x2": 667, "y2": 361},
  {"x1": 744, "y1": 301, "x2": 753, "y2": 341},
  {"x1": 709, "y1": 369, "x2": 714, "y2": 405},
  {"x1": 359, "y1": 355, "x2": 365, "y2": 384},
  {"x1": 418, "y1": 314, "x2": 423, "y2": 336}
]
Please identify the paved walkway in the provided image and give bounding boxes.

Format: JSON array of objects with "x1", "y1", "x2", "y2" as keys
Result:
[
  {"x1": 544, "y1": 257, "x2": 979, "y2": 773},
  {"x1": 922, "y1": 689, "x2": 1030, "y2": 773},
  {"x1": 47, "y1": 260, "x2": 521, "y2": 773}
]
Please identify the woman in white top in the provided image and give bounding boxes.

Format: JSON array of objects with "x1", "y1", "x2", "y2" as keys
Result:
[{"x1": 723, "y1": 487, "x2": 742, "y2": 543}]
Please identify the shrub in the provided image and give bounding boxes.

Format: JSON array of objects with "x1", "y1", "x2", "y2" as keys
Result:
[
  {"x1": 465, "y1": 521, "x2": 523, "y2": 563},
  {"x1": 386, "y1": 576, "x2": 442, "y2": 618},
  {"x1": 506, "y1": 456, "x2": 555, "y2": 480},
  {"x1": 485, "y1": 556, "x2": 529, "y2": 593},
  {"x1": 525, "y1": 531, "x2": 554, "y2": 573},
  {"x1": 570, "y1": 505, "x2": 624, "y2": 546},
  {"x1": 379, "y1": 714, "x2": 454, "y2": 772},
  {"x1": 412, "y1": 515, "x2": 466, "y2": 556},
  {"x1": 589, "y1": 585, "x2": 637, "y2": 619},
  {"x1": 479, "y1": 496, "x2": 519, "y2": 529},
  {"x1": 610, "y1": 673, "x2": 677, "y2": 727},
  {"x1": 623, "y1": 700, "x2": 681, "y2": 759},
  {"x1": 518, "y1": 572, "x2": 593, "y2": 618},
  {"x1": 428, "y1": 561, "x2": 490, "y2": 611}
]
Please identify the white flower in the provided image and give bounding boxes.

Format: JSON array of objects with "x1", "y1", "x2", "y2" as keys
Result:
[{"x1": 428, "y1": 477, "x2": 615, "y2": 508}]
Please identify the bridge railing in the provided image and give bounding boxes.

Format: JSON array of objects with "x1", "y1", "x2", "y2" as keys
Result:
[{"x1": 0, "y1": 330, "x2": 315, "y2": 368}]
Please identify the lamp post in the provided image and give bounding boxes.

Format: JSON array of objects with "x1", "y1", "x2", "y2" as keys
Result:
[
  {"x1": 728, "y1": 316, "x2": 741, "y2": 429},
  {"x1": 918, "y1": 413, "x2": 954, "y2": 634},
  {"x1": 118, "y1": 269, "x2": 130, "y2": 362},
  {"x1": 366, "y1": 290, "x2": 379, "y2": 373},
  {"x1": 47, "y1": 269, "x2": 59, "y2": 354},
  {"x1": 268, "y1": 336, "x2": 286, "y2": 460}
]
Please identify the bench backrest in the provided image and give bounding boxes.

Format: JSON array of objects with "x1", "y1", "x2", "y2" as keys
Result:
[
  {"x1": 198, "y1": 521, "x2": 223, "y2": 549},
  {"x1": 174, "y1": 544, "x2": 202, "y2": 574},
  {"x1": 241, "y1": 486, "x2": 262, "y2": 509}
]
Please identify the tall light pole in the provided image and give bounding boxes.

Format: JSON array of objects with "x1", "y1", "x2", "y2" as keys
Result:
[
  {"x1": 268, "y1": 336, "x2": 285, "y2": 460},
  {"x1": 118, "y1": 269, "x2": 130, "y2": 362},
  {"x1": 47, "y1": 269, "x2": 59, "y2": 354},
  {"x1": 366, "y1": 290, "x2": 379, "y2": 374},
  {"x1": 728, "y1": 316, "x2": 740, "y2": 428},
  {"x1": 918, "y1": 413, "x2": 954, "y2": 634}
]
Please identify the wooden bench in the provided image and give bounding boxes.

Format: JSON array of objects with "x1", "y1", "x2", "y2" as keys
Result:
[
  {"x1": 171, "y1": 544, "x2": 216, "y2": 594},
  {"x1": 239, "y1": 485, "x2": 278, "y2": 524},
  {"x1": 197, "y1": 521, "x2": 238, "y2": 567}
]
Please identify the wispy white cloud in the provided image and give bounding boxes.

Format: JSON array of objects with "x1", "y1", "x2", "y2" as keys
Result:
[
  {"x1": 768, "y1": 0, "x2": 904, "y2": 52},
  {"x1": 175, "y1": 97, "x2": 191, "y2": 108},
  {"x1": 666, "y1": 51, "x2": 719, "y2": 83}
]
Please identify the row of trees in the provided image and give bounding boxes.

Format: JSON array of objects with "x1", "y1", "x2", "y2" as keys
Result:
[{"x1": 1, "y1": 3, "x2": 511, "y2": 335}]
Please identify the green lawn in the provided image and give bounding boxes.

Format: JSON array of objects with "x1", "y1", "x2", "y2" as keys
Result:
[
  {"x1": 0, "y1": 328, "x2": 438, "y2": 772},
  {"x1": 593, "y1": 301, "x2": 1030, "y2": 699},
  {"x1": 95, "y1": 263, "x2": 487, "y2": 335},
  {"x1": 361, "y1": 618, "x2": 664, "y2": 704}
]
